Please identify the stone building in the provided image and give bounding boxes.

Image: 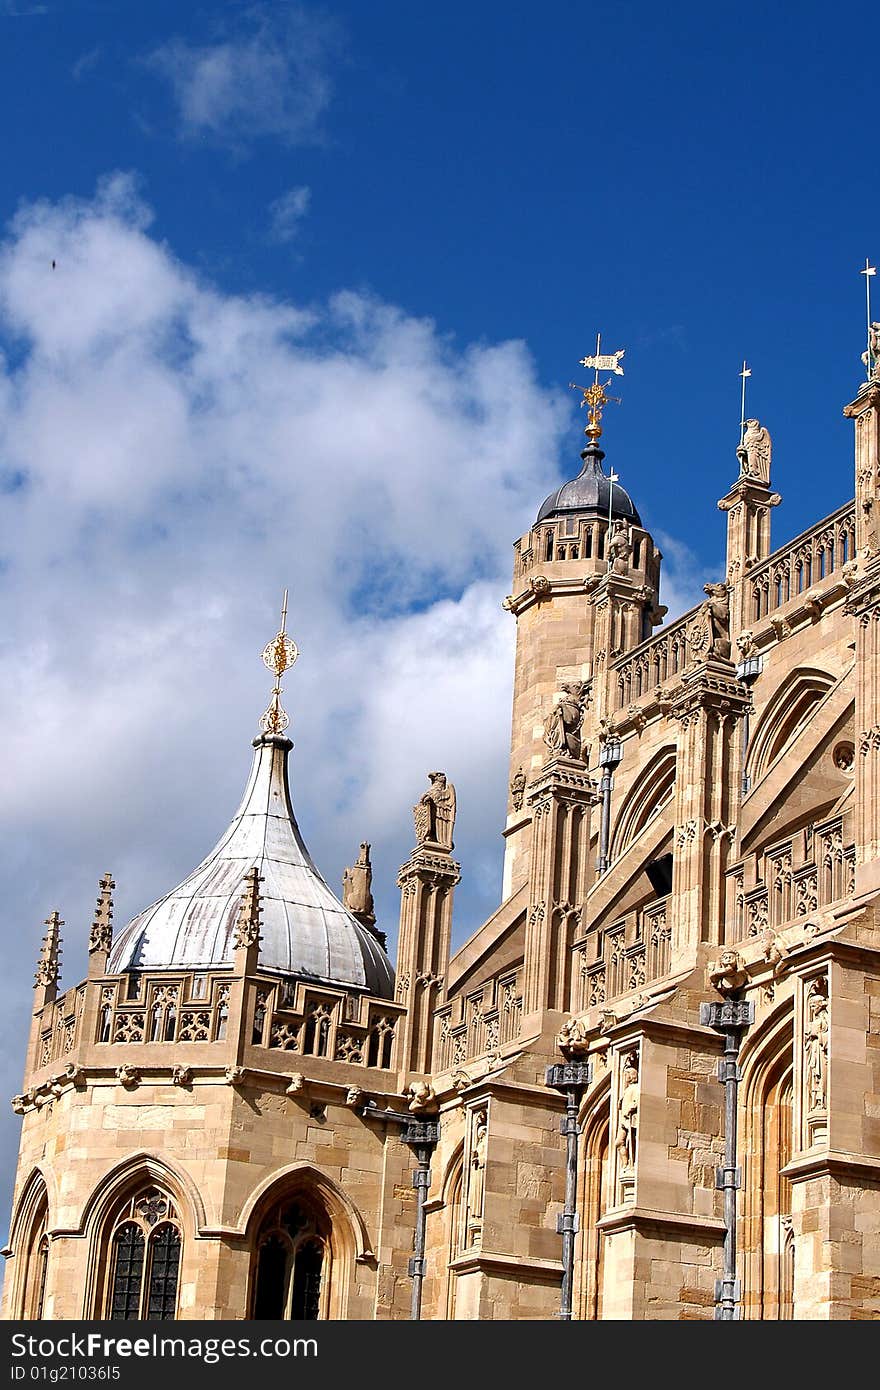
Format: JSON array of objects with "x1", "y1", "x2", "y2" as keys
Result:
[{"x1": 3, "y1": 339, "x2": 880, "y2": 1322}]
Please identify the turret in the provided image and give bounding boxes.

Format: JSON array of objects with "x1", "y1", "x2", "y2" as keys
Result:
[{"x1": 502, "y1": 347, "x2": 661, "y2": 897}]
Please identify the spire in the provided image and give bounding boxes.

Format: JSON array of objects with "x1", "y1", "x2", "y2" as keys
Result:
[
  {"x1": 34, "y1": 911, "x2": 63, "y2": 990},
  {"x1": 88, "y1": 872, "x2": 115, "y2": 955},
  {"x1": 259, "y1": 589, "x2": 299, "y2": 737},
  {"x1": 233, "y1": 866, "x2": 263, "y2": 951}
]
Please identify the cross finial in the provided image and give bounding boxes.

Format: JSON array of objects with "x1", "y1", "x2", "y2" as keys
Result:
[{"x1": 259, "y1": 589, "x2": 299, "y2": 736}]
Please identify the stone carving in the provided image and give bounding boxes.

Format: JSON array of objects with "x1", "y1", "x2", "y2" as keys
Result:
[
  {"x1": 342, "y1": 842, "x2": 376, "y2": 925},
  {"x1": 509, "y1": 767, "x2": 526, "y2": 813},
  {"x1": 466, "y1": 1108, "x2": 488, "y2": 1243},
  {"x1": 64, "y1": 1063, "x2": 84, "y2": 1087},
  {"x1": 233, "y1": 867, "x2": 263, "y2": 950},
  {"x1": 406, "y1": 1080, "x2": 437, "y2": 1113},
  {"x1": 171, "y1": 1065, "x2": 192, "y2": 1087},
  {"x1": 286, "y1": 1073, "x2": 306, "y2": 1096},
  {"x1": 804, "y1": 976, "x2": 829, "y2": 1114},
  {"x1": 688, "y1": 583, "x2": 731, "y2": 661},
  {"x1": 345, "y1": 1085, "x2": 364, "y2": 1109},
  {"x1": 607, "y1": 518, "x2": 631, "y2": 574},
  {"x1": 737, "y1": 419, "x2": 772, "y2": 483},
  {"x1": 762, "y1": 931, "x2": 789, "y2": 980},
  {"x1": 413, "y1": 772, "x2": 457, "y2": 851},
  {"x1": 225, "y1": 1066, "x2": 246, "y2": 1086},
  {"x1": 115, "y1": 1064, "x2": 140, "y2": 1089},
  {"x1": 34, "y1": 911, "x2": 63, "y2": 990},
  {"x1": 710, "y1": 949, "x2": 748, "y2": 995},
  {"x1": 736, "y1": 630, "x2": 756, "y2": 659},
  {"x1": 862, "y1": 323, "x2": 880, "y2": 384},
  {"x1": 557, "y1": 1015, "x2": 590, "y2": 1058},
  {"x1": 543, "y1": 682, "x2": 589, "y2": 761},
  {"x1": 615, "y1": 1052, "x2": 639, "y2": 1172},
  {"x1": 88, "y1": 872, "x2": 115, "y2": 954}
]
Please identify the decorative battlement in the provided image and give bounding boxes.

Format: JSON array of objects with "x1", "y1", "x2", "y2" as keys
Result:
[
  {"x1": 23, "y1": 964, "x2": 404, "y2": 1095},
  {"x1": 746, "y1": 502, "x2": 855, "y2": 624}
]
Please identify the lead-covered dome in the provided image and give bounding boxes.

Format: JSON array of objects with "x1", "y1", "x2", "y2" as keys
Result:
[
  {"x1": 537, "y1": 441, "x2": 641, "y2": 526},
  {"x1": 109, "y1": 733, "x2": 394, "y2": 998}
]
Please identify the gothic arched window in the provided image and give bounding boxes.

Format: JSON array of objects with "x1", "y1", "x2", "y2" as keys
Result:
[
  {"x1": 251, "y1": 1197, "x2": 329, "y2": 1320},
  {"x1": 103, "y1": 1187, "x2": 182, "y2": 1320}
]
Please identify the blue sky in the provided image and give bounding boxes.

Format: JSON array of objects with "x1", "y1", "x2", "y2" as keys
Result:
[{"x1": 0, "y1": 0, "x2": 876, "y2": 1216}]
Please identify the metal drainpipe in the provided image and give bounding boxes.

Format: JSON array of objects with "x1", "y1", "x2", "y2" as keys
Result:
[
  {"x1": 407, "y1": 1125, "x2": 437, "y2": 1321},
  {"x1": 597, "y1": 739, "x2": 622, "y2": 874},
  {"x1": 700, "y1": 997, "x2": 754, "y2": 1320},
  {"x1": 546, "y1": 1061, "x2": 592, "y2": 1319},
  {"x1": 360, "y1": 1103, "x2": 439, "y2": 1320},
  {"x1": 735, "y1": 657, "x2": 762, "y2": 796}
]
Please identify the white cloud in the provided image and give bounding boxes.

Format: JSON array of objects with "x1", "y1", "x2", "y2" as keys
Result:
[
  {"x1": 0, "y1": 177, "x2": 572, "y2": 1205},
  {"x1": 268, "y1": 185, "x2": 311, "y2": 243},
  {"x1": 0, "y1": 177, "x2": 705, "y2": 1219},
  {"x1": 147, "y1": 4, "x2": 339, "y2": 148}
]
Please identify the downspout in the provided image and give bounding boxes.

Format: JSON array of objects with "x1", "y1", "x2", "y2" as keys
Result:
[
  {"x1": 700, "y1": 997, "x2": 754, "y2": 1320},
  {"x1": 546, "y1": 1060, "x2": 592, "y2": 1319},
  {"x1": 361, "y1": 1102, "x2": 439, "y2": 1320}
]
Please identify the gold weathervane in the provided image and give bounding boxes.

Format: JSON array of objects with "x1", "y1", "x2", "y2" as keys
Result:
[
  {"x1": 260, "y1": 589, "x2": 299, "y2": 736},
  {"x1": 570, "y1": 333, "x2": 625, "y2": 441}
]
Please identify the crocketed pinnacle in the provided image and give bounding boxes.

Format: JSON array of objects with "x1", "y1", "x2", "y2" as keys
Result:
[{"x1": 35, "y1": 910, "x2": 63, "y2": 989}]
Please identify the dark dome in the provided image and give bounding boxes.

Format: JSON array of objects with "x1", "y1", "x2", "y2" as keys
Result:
[{"x1": 537, "y1": 443, "x2": 641, "y2": 526}]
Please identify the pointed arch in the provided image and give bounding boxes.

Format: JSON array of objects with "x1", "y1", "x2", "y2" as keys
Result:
[
  {"x1": 6, "y1": 1167, "x2": 51, "y2": 1319},
  {"x1": 747, "y1": 667, "x2": 837, "y2": 786},
  {"x1": 576, "y1": 1073, "x2": 612, "y2": 1320},
  {"x1": 240, "y1": 1163, "x2": 370, "y2": 1321},
  {"x1": 438, "y1": 1143, "x2": 465, "y2": 1318},
  {"x1": 77, "y1": 1152, "x2": 202, "y2": 1321},
  {"x1": 609, "y1": 746, "x2": 676, "y2": 862},
  {"x1": 739, "y1": 1003, "x2": 795, "y2": 1319}
]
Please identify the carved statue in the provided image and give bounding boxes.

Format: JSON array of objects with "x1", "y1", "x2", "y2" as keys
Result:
[
  {"x1": 413, "y1": 772, "x2": 457, "y2": 850},
  {"x1": 557, "y1": 1015, "x2": 590, "y2": 1059},
  {"x1": 862, "y1": 323, "x2": 880, "y2": 383},
  {"x1": 171, "y1": 1065, "x2": 192, "y2": 1087},
  {"x1": 286, "y1": 1073, "x2": 306, "y2": 1096},
  {"x1": 466, "y1": 1109, "x2": 488, "y2": 1240},
  {"x1": 345, "y1": 1085, "x2": 364, "y2": 1109},
  {"x1": 407, "y1": 1080, "x2": 437, "y2": 1113},
  {"x1": 737, "y1": 419, "x2": 772, "y2": 483},
  {"x1": 762, "y1": 930, "x2": 790, "y2": 980},
  {"x1": 710, "y1": 948, "x2": 748, "y2": 995},
  {"x1": 804, "y1": 977, "x2": 829, "y2": 1113},
  {"x1": 607, "y1": 518, "x2": 631, "y2": 575},
  {"x1": 342, "y1": 842, "x2": 376, "y2": 924},
  {"x1": 615, "y1": 1053, "x2": 639, "y2": 1172},
  {"x1": 543, "y1": 682, "x2": 588, "y2": 761},
  {"x1": 690, "y1": 583, "x2": 731, "y2": 661},
  {"x1": 510, "y1": 767, "x2": 527, "y2": 813}
]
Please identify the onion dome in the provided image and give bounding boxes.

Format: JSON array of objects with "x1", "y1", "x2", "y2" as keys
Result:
[
  {"x1": 537, "y1": 440, "x2": 641, "y2": 526},
  {"x1": 109, "y1": 593, "x2": 394, "y2": 998},
  {"x1": 109, "y1": 733, "x2": 395, "y2": 997}
]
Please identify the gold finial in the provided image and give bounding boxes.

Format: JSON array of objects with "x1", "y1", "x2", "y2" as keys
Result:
[
  {"x1": 259, "y1": 589, "x2": 299, "y2": 736},
  {"x1": 570, "y1": 332, "x2": 624, "y2": 441}
]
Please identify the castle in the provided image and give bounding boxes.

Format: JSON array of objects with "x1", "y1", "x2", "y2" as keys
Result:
[{"x1": 3, "y1": 334, "x2": 880, "y2": 1321}]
